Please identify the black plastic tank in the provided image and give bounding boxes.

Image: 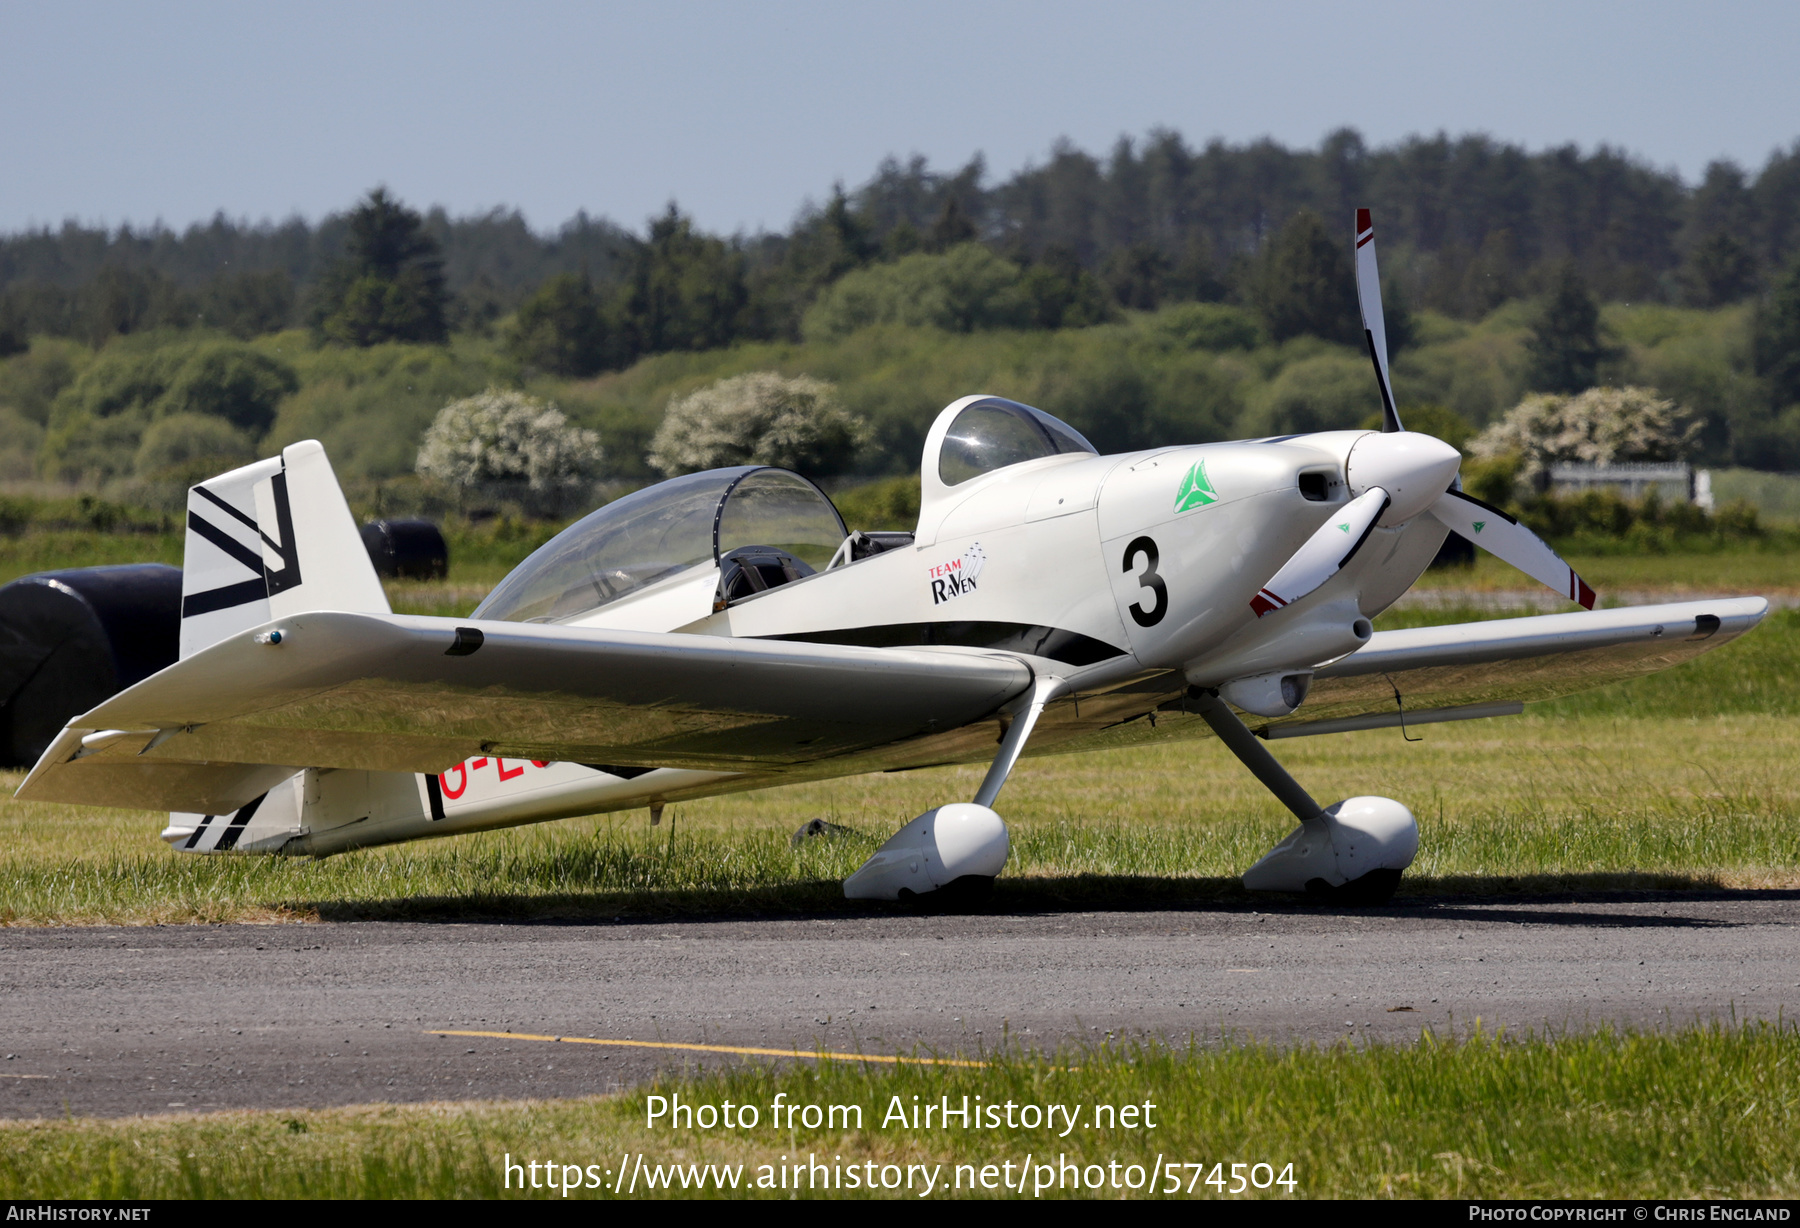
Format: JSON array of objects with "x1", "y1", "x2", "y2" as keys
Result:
[
  {"x1": 360, "y1": 519, "x2": 449, "y2": 580},
  {"x1": 0, "y1": 564, "x2": 183, "y2": 767}
]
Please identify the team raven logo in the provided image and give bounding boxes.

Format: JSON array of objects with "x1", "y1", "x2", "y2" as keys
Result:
[{"x1": 928, "y1": 543, "x2": 986, "y2": 604}]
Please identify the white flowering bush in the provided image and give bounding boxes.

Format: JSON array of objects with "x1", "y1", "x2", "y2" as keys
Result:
[
  {"x1": 648, "y1": 372, "x2": 867, "y2": 476},
  {"x1": 1469, "y1": 386, "x2": 1700, "y2": 485},
  {"x1": 416, "y1": 388, "x2": 602, "y2": 506}
]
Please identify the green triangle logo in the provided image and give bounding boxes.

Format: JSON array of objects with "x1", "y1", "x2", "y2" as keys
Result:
[
  {"x1": 1337, "y1": 523, "x2": 1351, "y2": 532},
  {"x1": 1472, "y1": 520, "x2": 1486, "y2": 534},
  {"x1": 1173, "y1": 460, "x2": 1218, "y2": 513}
]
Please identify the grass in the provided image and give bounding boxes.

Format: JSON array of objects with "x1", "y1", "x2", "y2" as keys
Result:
[
  {"x1": 0, "y1": 542, "x2": 1792, "y2": 925},
  {"x1": 0, "y1": 528, "x2": 183, "y2": 584},
  {"x1": 1410, "y1": 543, "x2": 1800, "y2": 595},
  {"x1": 1713, "y1": 468, "x2": 1800, "y2": 528},
  {"x1": 0, "y1": 482, "x2": 1789, "y2": 611},
  {"x1": 4, "y1": 1024, "x2": 1798, "y2": 1199},
  {"x1": 7, "y1": 535, "x2": 1781, "y2": 618},
  {"x1": 0, "y1": 522, "x2": 524, "y2": 610},
  {"x1": 4, "y1": 711, "x2": 1794, "y2": 926},
  {"x1": 3, "y1": 609, "x2": 1796, "y2": 923}
]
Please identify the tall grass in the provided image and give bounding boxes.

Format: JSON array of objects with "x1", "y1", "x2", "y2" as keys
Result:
[
  {"x1": 1409, "y1": 545, "x2": 1800, "y2": 593},
  {"x1": 4, "y1": 706, "x2": 1796, "y2": 924},
  {"x1": 0, "y1": 556, "x2": 1792, "y2": 925}
]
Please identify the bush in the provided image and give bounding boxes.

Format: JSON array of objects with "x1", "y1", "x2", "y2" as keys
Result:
[
  {"x1": 50, "y1": 340, "x2": 181, "y2": 421},
  {"x1": 133, "y1": 413, "x2": 256, "y2": 479},
  {"x1": 1470, "y1": 385, "x2": 1702, "y2": 488},
  {"x1": 0, "y1": 407, "x2": 43, "y2": 481},
  {"x1": 39, "y1": 414, "x2": 143, "y2": 484},
  {"x1": 158, "y1": 342, "x2": 297, "y2": 433},
  {"x1": 262, "y1": 336, "x2": 502, "y2": 480},
  {"x1": 1144, "y1": 303, "x2": 1265, "y2": 352},
  {"x1": 1519, "y1": 488, "x2": 1762, "y2": 553},
  {"x1": 0, "y1": 337, "x2": 88, "y2": 424},
  {"x1": 416, "y1": 388, "x2": 602, "y2": 512},
  {"x1": 1460, "y1": 454, "x2": 1521, "y2": 507},
  {"x1": 38, "y1": 339, "x2": 297, "y2": 482},
  {"x1": 649, "y1": 372, "x2": 867, "y2": 477},
  {"x1": 1242, "y1": 351, "x2": 1378, "y2": 436},
  {"x1": 832, "y1": 474, "x2": 920, "y2": 530},
  {"x1": 802, "y1": 244, "x2": 1027, "y2": 341}
]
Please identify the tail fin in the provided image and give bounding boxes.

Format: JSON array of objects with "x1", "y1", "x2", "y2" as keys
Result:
[{"x1": 179, "y1": 440, "x2": 389, "y2": 659}]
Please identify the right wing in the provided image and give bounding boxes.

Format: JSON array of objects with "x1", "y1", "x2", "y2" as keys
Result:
[
  {"x1": 17, "y1": 611, "x2": 1032, "y2": 813},
  {"x1": 1029, "y1": 597, "x2": 1768, "y2": 758},
  {"x1": 1261, "y1": 597, "x2": 1767, "y2": 737}
]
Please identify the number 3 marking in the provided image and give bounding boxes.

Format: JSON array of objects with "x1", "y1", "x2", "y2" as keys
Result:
[{"x1": 1122, "y1": 536, "x2": 1168, "y2": 627}]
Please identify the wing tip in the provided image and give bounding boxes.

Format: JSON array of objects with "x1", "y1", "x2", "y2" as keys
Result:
[
  {"x1": 1574, "y1": 575, "x2": 1597, "y2": 610},
  {"x1": 1250, "y1": 591, "x2": 1283, "y2": 618}
]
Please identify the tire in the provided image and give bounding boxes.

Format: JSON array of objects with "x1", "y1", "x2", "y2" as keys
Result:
[
  {"x1": 1304, "y1": 868, "x2": 1402, "y2": 906},
  {"x1": 897, "y1": 874, "x2": 995, "y2": 912}
]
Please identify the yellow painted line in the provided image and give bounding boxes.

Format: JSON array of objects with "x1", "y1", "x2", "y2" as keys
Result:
[{"x1": 427, "y1": 1029, "x2": 985, "y2": 1068}]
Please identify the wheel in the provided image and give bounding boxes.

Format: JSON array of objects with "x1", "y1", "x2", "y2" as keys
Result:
[
  {"x1": 897, "y1": 874, "x2": 995, "y2": 912},
  {"x1": 1304, "y1": 868, "x2": 1402, "y2": 906}
]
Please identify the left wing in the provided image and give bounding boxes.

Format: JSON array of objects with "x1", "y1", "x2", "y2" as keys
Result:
[{"x1": 17, "y1": 612, "x2": 1032, "y2": 813}]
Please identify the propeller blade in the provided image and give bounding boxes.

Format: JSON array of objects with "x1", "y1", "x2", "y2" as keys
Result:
[
  {"x1": 1251, "y1": 487, "x2": 1391, "y2": 617},
  {"x1": 1355, "y1": 208, "x2": 1403, "y2": 434},
  {"x1": 1427, "y1": 489, "x2": 1597, "y2": 609}
]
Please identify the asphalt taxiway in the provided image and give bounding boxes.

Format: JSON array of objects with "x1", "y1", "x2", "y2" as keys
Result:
[{"x1": 2, "y1": 894, "x2": 1795, "y2": 1118}]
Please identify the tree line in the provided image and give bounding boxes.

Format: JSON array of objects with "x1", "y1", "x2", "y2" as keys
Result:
[
  {"x1": 5, "y1": 127, "x2": 1799, "y2": 348},
  {"x1": 4, "y1": 127, "x2": 1800, "y2": 472}
]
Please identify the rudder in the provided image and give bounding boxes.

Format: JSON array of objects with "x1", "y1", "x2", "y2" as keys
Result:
[{"x1": 179, "y1": 440, "x2": 389, "y2": 659}]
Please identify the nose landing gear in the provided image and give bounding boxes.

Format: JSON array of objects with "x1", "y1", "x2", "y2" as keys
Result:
[{"x1": 1240, "y1": 796, "x2": 1419, "y2": 903}]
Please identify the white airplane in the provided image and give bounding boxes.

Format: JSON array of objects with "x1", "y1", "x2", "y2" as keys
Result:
[{"x1": 19, "y1": 211, "x2": 1767, "y2": 903}]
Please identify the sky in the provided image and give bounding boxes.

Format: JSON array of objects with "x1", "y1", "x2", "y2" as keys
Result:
[{"x1": 3, "y1": 0, "x2": 1798, "y2": 238}]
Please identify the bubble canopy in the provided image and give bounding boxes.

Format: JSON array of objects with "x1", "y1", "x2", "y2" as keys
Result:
[
  {"x1": 472, "y1": 467, "x2": 847, "y2": 623},
  {"x1": 937, "y1": 398, "x2": 1096, "y2": 487}
]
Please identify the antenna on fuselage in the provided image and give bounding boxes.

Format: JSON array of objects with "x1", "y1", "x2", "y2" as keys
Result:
[{"x1": 1355, "y1": 208, "x2": 1403, "y2": 433}]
